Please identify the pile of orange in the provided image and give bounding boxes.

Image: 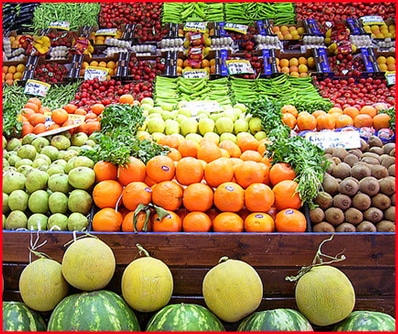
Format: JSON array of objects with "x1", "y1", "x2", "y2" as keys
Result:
[
  {"x1": 276, "y1": 57, "x2": 316, "y2": 78},
  {"x1": 80, "y1": 60, "x2": 118, "y2": 78},
  {"x1": 176, "y1": 58, "x2": 213, "y2": 76},
  {"x1": 2, "y1": 64, "x2": 26, "y2": 85},
  {"x1": 90, "y1": 135, "x2": 307, "y2": 234}
]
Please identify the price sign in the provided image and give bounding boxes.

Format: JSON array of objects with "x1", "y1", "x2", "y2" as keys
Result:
[
  {"x1": 95, "y1": 28, "x2": 118, "y2": 36},
  {"x1": 360, "y1": 15, "x2": 385, "y2": 25},
  {"x1": 305, "y1": 130, "x2": 361, "y2": 150},
  {"x1": 184, "y1": 22, "x2": 208, "y2": 33},
  {"x1": 182, "y1": 101, "x2": 223, "y2": 115},
  {"x1": 385, "y1": 71, "x2": 396, "y2": 86},
  {"x1": 49, "y1": 21, "x2": 70, "y2": 30},
  {"x1": 24, "y1": 79, "x2": 50, "y2": 97},
  {"x1": 182, "y1": 69, "x2": 209, "y2": 79},
  {"x1": 226, "y1": 59, "x2": 254, "y2": 75},
  {"x1": 224, "y1": 23, "x2": 248, "y2": 34},
  {"x1": 84, "y1": 66, "x2": 109, "y2": 81}
]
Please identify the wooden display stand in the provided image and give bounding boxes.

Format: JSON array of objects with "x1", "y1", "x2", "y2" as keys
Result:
[{"x1": 2, "y1": 231, "x2": 395, "y2": 331}]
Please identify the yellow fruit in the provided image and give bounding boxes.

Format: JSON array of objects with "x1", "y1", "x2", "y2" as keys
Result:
[
  {"x1": 378, "y1": 63, "x2": 388, "y2": 72},
  {"x1": 298, "y1": 64, "x2": 308, "y2": 73},
  {"x1": 377, "y1": 56, "x2": 387, "y2": 65},
  {"x1": 386, "y1": 56, "x2": 395, "y2": 65},
  {"x1": 289, "y1": 57, "x2": 298, "y2": 67},
  {"x1": 121, "y1": 255, "x2": 173, "y2": 312},
  {"x1": 307, "y1": 57, "x2": 316, "y2": 68},
  {"x1": 61, "y1": 237, "x2": 116, "y2": 291},
  {"x1": 19, "y1": 258, "x2": 69, "y2": 312},
  {"x1": 295, "y1": 265, "x2": 355, "y2": 326},
  {"x1": 202, "y1": 257, "x2": 263, "y2": 322},
  {"x1": 279, "y1": 58, "x2": 289, "y2": 67}
]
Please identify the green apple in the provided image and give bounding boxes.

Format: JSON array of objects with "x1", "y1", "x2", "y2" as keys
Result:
[
  {"x1": 209, "y1": 112, "x2": 223, "y2": 122},
  {"x1": 5, "y1": 210, "x2": 28, "y2": 230},
  {"x1": 64, "y1": 156, "x2": 94, "y2": 173},
  {"x1": 234, "y1": 118, "x2": 249, "y2": 134},
  {"x1": 180, "y1": 118, "x2": 198, "y2": 136},
  {"x1": 28, "y1": 190, "x2": 49, "y2": 214},
  {"x1": 136, "y1": 130, "x2": 152, "y2": 141},
  {"x1": 2, "y1": 171, "x2": 26, "y2": 194},
  {"x1": 254, "y1": 131, "x2": 267, "y2": 141},
  {"x1": 151, "y1": 132, "x2": 166, "y2": 142},
  {"x1": 148, "y1": 106, "x2": 164, "y2": 115},
  {"x1": 8, "y1": 189, "x2": 29, "y2": 211},
  {"x1": 147, "y1": 117, "x2": 166, "y2": 134},
  {"x1": 2, "y1": 193, "x2": 9, "y2": 215},
  {"x1": 25, "y1": 169, "x2": 49, "y2": 193},
  {"x1": 162, "y1": 110, "x2": 178, "y2": 121},
  {"x1": 31, "y1": 158, "x2": 49, "y2": 170},
  {"x1": 31, "y1": 137, "x2": 50, "y2": 153},
  {"x1": 17, "y1": 164, "x2": 34, "y2": 177},
  {"x1": 6, "y1": 138, "x2": 22, "y2": 151},
  {"x1": 40, "y1": 145, "x2": 59, "y2": 161},
  {"x1": 21, "y1": 133, "x2": 38, "y2": 145},
  {"x1": 15, "y1": 158, "x2": 33, "y2": 169},
  {"x1": 51, "y1": 135, "x2": 71, "y2": 150},
  {"x1": 147, "y1": 112, "x2": 163, "y2": 119},
  {"x1": 67, "y1": 212, "x2": 89, "y2": 231},
  {"x1": 220, "y1": 132, "x2": 237, "y2": 143},
  {"x1": 71, "y1": 132, "x2": 89, "y2": 147},
  {"x1": 47, "y1": 164, "x2": 65, "y2": 176},
  {"x1": 2, "y1": 136, "x2": 6, "y2": 149},
  {"x1": 140, "y1": 97, "x2": 154, "y2": 107},
  {"x1": 47, "y1": 213, "x2": 68, "y2": 231},
  {"x1": 58, "y1": 149, "x2": 79, "y2": 161},
  {"x1": 36, "y1": 153, "x2": 52, "y2": 165},
  {"x1": 185, "y1": 133, "x2": 203, "y2": 143},
  {"x1": 215, "y1": 116, "x2": 234, "y2": 134},
  {"x1": 48, "y1": 191, "x2": 69, "y2": 214},
  {"x1": 67, "y1": 166, "x2": 96, "y2": 190},
  {"x1": 159, "y1": 102, "x2": 174, "y2": 111},
  {"x1": 203, "y1": 132, "x2": 220, "y2": 144},
  {"x1": 27, "y1": 213, "x2": 48, "y2": 231},
  {"x1": 198, "y1": 117, "x2": 215, "y2": 135},
  {"x1": 48, "y1": 173, "x2": 72, "y2": 193},
  {"x1": 67, "y1": 189, "x2": 93, "y2": 215},
  {"x1": 249, "y1": 116, "x2": 263, "y2": 134},
  {"x1": 165, "y1": 119, "x2": 180, "y2": 135},
  {"x1": 17, "y1": 144, "x2": 37, "y2": 160},
  {"x1": 223, "y1": 110, "x2": 238, "y2": 122},
  {"x1": 178, "y1": 107, "x2": 192, "y2": 118},
  {"x1": 140, "y1": 103, "x2": 152, "y2": 115}
]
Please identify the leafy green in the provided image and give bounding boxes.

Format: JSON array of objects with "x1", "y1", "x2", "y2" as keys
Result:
[
  {"x1": 379, "y1": 106, "x2": 396, "y2": 131},
  {"x1": 2, "y1": 100, "x2": 22, "y2": 139}
]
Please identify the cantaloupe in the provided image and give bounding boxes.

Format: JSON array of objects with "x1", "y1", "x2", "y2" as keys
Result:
[
  {"x1": 61, "y1": 237, "x2": 116, "y2": 291},
  {"x1": 202, "y1": 257, "x2": 263, "y2": 322},
  {"x1": 19, "y1": 258, "x2": 69, "y2": 312},
  {"x1": 295, "y1": 265, "x2": 355, "y2": 326}
]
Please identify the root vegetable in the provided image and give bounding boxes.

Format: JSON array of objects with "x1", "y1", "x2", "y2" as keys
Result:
[
  {"x1": 376, "y1": 220, "x2": 395, "y2": 232},
  {"x1": 333, "y1": 194, "x2": 352, "y2": 211},
  {"x1": 370, "y1": 164, "x2": 389, "y2": 179},
  {"x1": 331, "y1": 162, "x2": 351, "y2": 180},
  {"x1": 335, "y1": 222, "x2": 356, "y2": 232},
  {"x1": 352, "y1": 192, "x2": 372, "y2": 211},
  {"x1": 358, "y1": 176, "x2": 380, "y2": 196},
  {"x1": 314, "y1": 191, "x2": 333, "y2": 210},
  {"x1": 324, "y1": 207, "x2": 345, "y2": 226},
  {"x1": 371, "y1": 193, "x2": 391, "y2": 211},
  {"x1": 322, "y1": 174, "x2": 339, "y2": 195},
  {"x1": 350, "y1": 163, "x2": 371, "y2": 180},
  {"x1": 363, "y1": 207, "x2": 384, "y2": 224},
  {"x1": 344, "y1": 207, "x2": 363, "y2": 226},
  {"x1": 338, "y1": 177, "x2": 359, "y2": 196},
  {"x1": 356, "y1": 221, "x2": 377, "y2": 232},
  {"x1": 383, "y1": 206, "x2": 395, "y2": 222},
  {"x1": 312, "y1": 222, "x2": 335, "y2": 232},
  {"x1": 378, "y1": 176, "x2": 395, "y2": 195}
]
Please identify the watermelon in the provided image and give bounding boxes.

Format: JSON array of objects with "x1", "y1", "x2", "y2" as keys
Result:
[
  {"x1": 3, "y1": 301, "x2": 47, "y2": 331},
  {"x1": 237, "y1": 308, "x2": 313, "y2": 331},
  {"x1": 333, "y1": 310, "x2": 396, "y2": 331},
  {"x1": 146, "y1": 303, "x2": 226, "y2": 331},
  {"x1": 47, "y1": 290, "x2": 140, "y2": 331}
]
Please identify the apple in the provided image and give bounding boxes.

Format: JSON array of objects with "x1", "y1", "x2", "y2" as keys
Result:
[
  {"x1": 64, "y1": 156, "x2": 95, "y2": 173},
  {"x1": 17, "y1": 165, "x2": 34, "y2": 177},
  {"x1": 57, "y1": 149, "x2": 79, "y2": 161},
  {"x1": 6, "y1": 138, "x2": 22, "y2": 151},
  {"x1": 67, "y1": 212, "x2": 89, "y2": 231},
  {"x1": 220, "y1": 132, "x2": 237, "y2": 143},
  {"x1": 2, "y1": 135, "x2": 7, "y2": 149},
  {"x1": 147, "y1": 112, "x2": 163, "y2": 119},
  {"x1": 198, "y1": 117, "x2": 215, "y2": 135},
  {"x1": 51, "y1": 135, "x2": 71, "y2": 150},
  {"x1": 47, "y1": 164, "x2": 65, "y2": 176},
  {"x1": 68, "y1": 189, "x2": 93, "y2": 215},
  {"x1": 17, "y1": 144, "x2": 37, "y2": 160},
  {"x1": 223, "y1": 110, "x2": 238, "y2": 122},
  {"x1": 28, "y1": 189, "x2": 49, "y2": 214},
  {"x1": 40, "y1": 145, "x2": 59, "y2": 161},
  {"x1": 234, "y1": 103, "x2": 248, "y2": 113},
  {"x1": 184, "y1": 133, "x2": 203, "y2": 143},
  {"x1": 203, "y1": 132, "x2": 220, "y2": 144},
  {"x1": 254, "y1": 131, "x2": 267, "y2": 141},
  {"x1": 180, "y1": 118, "x2": 199, "y2": 136},
  {"x1": 71, "y1": 132, "x2": 89, "y2": 147},
  {"x1": 25, "y1": 169, "x2": 49, "y2": 193},
  {"x1": 140, "y1": 97, "x2": 155, "y2": 107},
  {"x1": 27, "y1": 213, "x2": 48, "y2": 230},
  {"x1": 3, "y1": 158, "x2": 9, "y2": 169},
  {"x1": 165, "y1": 119, "x2": 180, "y2": 135},
  {"x1": 5, "y1": 210, "x2": 28, "y2": 230},
  {"x1": 47, "y1": 213, "x2": 68, "y2": 231},
  {"x1": 67, "y1": 166, "x2": 96, "y2": 190},
  {"x1": 15, "y1": 158, "x2": 33, "y2": 169},
  {"x1": 2, "y1": 171, "x2": 26, "y2": 194},
  {"x1": 84, "y1": 139, "x2": 96, "y2": 147},
  {"x1": 151, "y1": 132, "x2": 166, "y2": 142},
  {"x1": 31, "y1": 137, "x2": 50, "y2": 152},
  {"x1": 234, "y1": 118, "x2": 249, "y2": 134},
  {"x1": 48, "y1": 191, "x2": 69, "y2": 214},
  {"x1": 31, "y1": 158, "x2": 49, "y2": 170},
  {"x1": 148, "y1": 106, "x2": 164, "y2": 115},
  {"x1": 147, "y1": 117, "x2": 166, "y2": 134},
  {"x1": 162, "y1": 110, "x2": 178, "y2": 121},
  {"x1": 136, "y1": 130, "x2": 152, "y2": 141},
  {"x1": 178, "y1": 107, "x2": 192, "y2": 118},
  {"x1": 7, "y1": 189, "x2": 29, "y2": 211},
  {"x1": 48, "y1": 173, "x2": 72, "y2": 193},
  {"x1": 21, "y1": 133, "x2": 38, "y2": 145},
  {"x1": 2, "y1": 193, "x2": 10, "y2": 214},
  {"x1": 35, "y1": 153, "x2": 52, "y2": 165},
  {"x1": 249, "y1": 117, "x2": 263, "y2": 134},
  {"x1": 51, "y1": 159, "x2": 67, "y2": 169},
  {"x1": 7, "y1": 154, "x2": 21, "y2": 166},
  {"x1": 159, "y1": 102, "x2": 174, "y2": 111},
  {"x1": 215, "y1": 116, "x2": 234, "y2": 134}
]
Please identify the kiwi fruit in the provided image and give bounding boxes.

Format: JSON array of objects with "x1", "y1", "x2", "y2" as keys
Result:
[
  {"x1": 390, "y1": 194, "x2": 395, "y2": 206},
  {"x1": 361, "y1": 156, "x2": 381, "y2": 166},
  {"x1": 376, "y1": 220, "x2": 395, "y2": 232},
  {"x1": 335, "y1": 222, "x2": 356, "y2": 232},
  {"x1": 309, "y1": 207, "x2": 325, "y2": 224},
  {"x1": 369, "y1": 146, "x2": 384, "y2": 156},
  {"x1": 325, "y1": 159, "x2": 336, "y2": 174},
  {"x1": 352, "y1": 192, "x2": 372, "y2": 211},
  {"x1": 343, "y1": 153, "x2": 359, "y2": 167},
  {"x1": 358, "y1": 176, "x2": 380, "y2": 196},
  {"x1": 388, "y1": 148, "x2": 395, "y2": 157},
  {"x1": 367, "y1": 135, "x2": 383, "y2": 148},
  {"x1": 324, "y1": 207, "x2": 345, "y2": 226},
  {"x1": 363, "y1": 207, "x2": 384, "y2": 224},
  {"x1": 387, "y1": 164, "x2": 395, "y2": 176},
  {"x1": 383, "y1": 206, "x2": 395, "y2": 222},
  {"x1": 369, "y1": 164, "x2": 389, "y2": 179},
  {"x1": 371, "y1": 193, "x2": 391, "y2": 211},
  {"x1": 332, "y1": 194, "x2": 352, "y2": 211},
  {"x1": 356, "y1": 221, "x2": 377, "y2": 232},
  {"x1": 362, "y1": 151, "x2": 382, "y2": 162},
  {"x1": 350, "y1": 163, "x2": 371, "y2": 180},
  {"x1": 323, "y1": 147, "x2": 334, "y2": 155},
  {"x1": 312, "y1": 221, "x2": 335, "y2": 232},
  {"x1": 359, "y1": 138, "x2": 369, "y2": 152},
  {"x1": 331, "y1": 162, "x2": 351, "y2": 179},
  {"x1": 332, "y1": 147, "x2": 349, "y2": 161},
  {"x1": 378, "y1": 176, "x2": 395, "y2": 195},
  {"x1": 338, "y1": 177, "x2": 359, "y2": 196},
  {"x1": 380, "y1": 155, "x2": 395, "y2": 169},
  {"x1": 344, "y1": 207, "x2": 363, "y2": 225},
  {"x1": 347, "y1": 149, "x2": 363, "y2": 159},
  {"x1": 314, "y1": 191, "x2": 333, "y2": 210},
  {"x1": 331, "y1": 157, "x2": 342, "y2": 165},
  {"x1": 322, "y1": 174, "x2": 339, "y2": 195},
  {"x1": 383, "y1": 142, "x2": 395, "y2": 155}
]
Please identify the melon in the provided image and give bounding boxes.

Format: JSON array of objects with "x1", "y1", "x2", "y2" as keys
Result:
[
  {"x1": 294, "y1": 265, "x2": 355, "y2": 326},
  {"x1": 19, "y1": 257, "x2": 69, "y2": 312},
  {"x1": 202, "y1": 257, "x2": 263, "y2": 323},
  {"x1": 333, "y1": 310, "x2": 396, "y2": 331},
  {"x1": 146, "y1": 303, "x2": 225, "y2": 331},
  {"x1": 61, "y1": 237, "x2": 116, "y2": 291},
  {"x1": 121, "y1": 254, "x2": 173, "y2": 312},
  {"x1": 3, "y1": 301, "x2": 47, "y2": 331},
  {"x1": 237, "y1": 308, "x2": 313, "y2": 331}
]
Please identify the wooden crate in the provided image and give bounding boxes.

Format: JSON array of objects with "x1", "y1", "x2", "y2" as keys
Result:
[{"x1": 2, "y1": 231, "x2": 395, "y2": 331}]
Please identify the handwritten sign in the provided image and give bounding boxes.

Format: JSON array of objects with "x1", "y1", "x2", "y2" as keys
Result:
[
  {"x1": 24, "y1": 79, "x2": 50, "y2": 97},
  {"x1": 360, "y1": 15, "x2": 385, "y2": 25},
  {"x1": 182, "y1": 69, "x2": 209, "y2": 79},
  {"x1": 224, "y1": 23, "x2": 248, "y2": 34},
  {"x1": 84, "y1": 66, "x2": 109, "y2": 81},
  {"x1": 226, "y1": 59, "x2": 254, "y2": 75},
  {"x1": 184, "y1": 22, "x2": 208, "y2": 33},
  {"x1": 182, "y1": 101, "x2": 223, "y2": 115},
  {"x1": 95, "y1": 28, "x2": 118, "y2": 36},
  {"x1": 385, "y1": 71, "x2": 396, "y2": 86},
  {"x1": 305, "y1": 130, "x2": 361, "y2": 150},
  {"x1": 49, "y1": 21, "x2": 70, "y2": 30}
]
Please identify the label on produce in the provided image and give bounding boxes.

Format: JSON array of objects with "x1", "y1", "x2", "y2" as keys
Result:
[
  {"x1": 385, "y1": 71, "x2": 396, "y2": 85},
  {"x1": 84, "y1": 66, "x2": 109, "y2": 81},
  {"x1": 184, "y1": 22, "x2": 208, "y2": 33},
  {"x1": 24, "y1": 79, "x2": 50, "y2": 97},
  {"x1": 95, "y1": 28, "x2": 118, "y2": 36},
  {"x1": 304, "y1": 130, "x2": 361, "y2": 150},
  {"x1": 182, "y1": 69, "x2": 209, "y2": 79},
  {"x1": 182, "y1": 100, "x2": 223, "y2": 115},
  {"x1": 360, "y1": 15, "x2": 385, "y2": 25},
  {"x1": 224, "y1": 23, "x2": 248, "y2": 35},
  {"x1": 226, "y1": 59, "x2": 254, "y2": 75},
  {"x1": 49, "y1": 21, "x2": 70, "y2": 31}
]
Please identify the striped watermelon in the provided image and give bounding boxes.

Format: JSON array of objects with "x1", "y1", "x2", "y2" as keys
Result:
[
  {"x1": 237, "y1": 308, "x2": 313, "y2": 331},
  {"x1": 3, "y1": 301, "x2": 47, "y2": 331},
  {"x1": 146, "y1": 303, "x2": 225, "y2": 331},
  {"x1": 333, "y1": 311, "x2": 396, "y2": 331},
  {"x1": 47, "y1": 290, "x2": 140, "y2": 331}
]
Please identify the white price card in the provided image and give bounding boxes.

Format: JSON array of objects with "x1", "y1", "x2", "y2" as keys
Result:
[
  {"x1": 24, "y1": 79, "x2": 50, "y2": 97},
  {"x1": 385, "y1": 71, "x2": 396, "y2": 86},
  {"x1": 49, "y1": 21, "x2": 70, "y2": 30},
  {"x1": 226, "y1": 59, "x2": 254, "y2": 75},
  {"x1": 360, "y1": 15, "x2": 385, "y2": 25},
  {"x1": 184, "y1": 22, "x2": 208, "y2": 33},
  {"x1": 224, "y1": 23, "x2": 248, "y2": 34},
  {"x1": 305, "y1": 130, "x2": 361, "y2": 150},
  {"x1": 182, "y1": 100, "x2": 223, "y2": 116},
  {"x1": 84, "y1": 66, "x2": 109, "y2": 81},
  {"x1": 182, "y1": 69, "x2": 209, "y2": 79},
  {"x1": 95, "y1": 28, "x2": 118, "y2": 36}
]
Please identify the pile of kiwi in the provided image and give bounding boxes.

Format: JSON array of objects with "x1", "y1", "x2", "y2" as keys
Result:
[{"x1": 310, "y1": 136, "x2": 395, "y2": 233}]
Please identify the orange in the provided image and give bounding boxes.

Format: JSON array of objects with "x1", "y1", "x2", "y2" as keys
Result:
[
  {"x1": 85, "y1": 112, "x2": 98, "y2": 121},
  {"x1": 335, "y1": 114, "x2": 354, "y2": 128},
  {"x1": 244, "y1": 212, "x2": 275, "y2": 232},
  {"x1": 91, "y1": 103, "x2": 105, "y2": 115},
  {"x1": 282, "y1": 112, "x2": 297, "y2": 129},
  {"x1": 234, "y1": 160, "x2": 265, "y2": 189},
  {"x1": 296, "y1": 112, "x2": 317, "y2": 131},
  {"x1": 93, "y1": 160, "x2": 118, "y2": 182},
  {"x1": 272, "y1": 180, "x2": 302, "y2": 210},
  {"x1": 32, "y1": 123, "x2": 46, "y2": 134},
  {"x1": 92, "y1": 208, "x2": 123, "y2": 232},
  {"x1": 51, "y1": 108, "x2": 69, "y2": 125},
  {"x1": 239, "y1": 150, "x2": 263, "y2": 162},
  {"x1": 28, "y1": 113, "x2": 46, "y2": 126},
  {"x1": 119, "y1": 94, "x2": 134, "y2": 104},
  {"x1": 122, "y1": 181, "x2": 152, "y2": 211},
  {"x1": 244, "y1": 183, "x2": 275, "y2": 212},
  {"x1": 328, "y1": 106, "x2": 343, "y2": 114},
  {"x1": 359, "y1": 105, "x2": 377, "y2": 118},
  {"x1": 343, "y1": 106, "x2": 360, "y2": 120},
  {"x1": 236, "y1": 132, "x2": 259, "y2": 152},
  {"x1": 372, "y1": 113, "x2": 391, "y2": 130},
  {"x1": 212, "y1": 212, "x2": 244, "y2": 232},
  {"x1": 204, "y1": 157, "x2": 234, "y2": 188},
  {"x1": 74, "y1": 108, "x2": 87, "y2": 116},
  {"x1": 157, "y1": 134, "x2": 181, "y2": 149},
  {"x1": 63, "y1": 103, "x2": 78, "y2": 114},
  {"x1": 213, "y1": 182, "x2": 245, "y2": 212},
  {"x1": 152, "y1": 210, "x2": 182, "y2": 232},
  {"x1": 146, "y1": 155, "x2": 176, "y2": 183},
  {"x1": 92, "y1": 180, "x2": 123, "y2": 209},
  {"x1": 178, "y1": 139, "x2": 200, "y2": 158},
  {"x1": 47, "y1": 123, "x2": 60, "y2": 131},
  {"x1": 182, "y1": 211, "x2": 212, "y2": 232},
  {"x1": 166, "y1": 148, "x2": 182, "y2": 161},
  {"x1": 27, "y1": 97, "x2": 41, "y2": 109},
  {"x1": 85, "y1": 121, "x2": 101, "y2": 135},
  {"x1": 117, "y1": 156, "x2": 146, "y2": 186},
  {"x1": 151, "y1": 180, "x2": 183, "y2": 211},
  {"x1": 258, "y1": 162, "x2": 271, "y2": 185},
  {"x1": 24, "y1": 102, "x2": 39, "y2": 113},
  {"x1": 269, "y1": 162, "x2": 296, "y2": 186},
  {"x1": 218, "y1": 139, "x2": 241, "y2": 158},
  {"x1": 182, "y1": 183, "x2": 214, "y2": 212},
  {"x1": 21, "y1": 122, "x2": 34, "y2": 137},
  {"x1": 175, "y1": 157, "x2": 204, "y2": 185},
  {"x1": 316, "y1": 113, "x2": 336, "y2": 130},
  {"x1": 122, "y1": 210, "x2": 151, "y2": 232},
  {"x1": 275, "y1": 208, "x2": 307, "y2": 232},
  {"x1": 312, "y1": 109, "x2": 327, "y2": 118},
  {"x1": 354, "y1": 114, "x2": 373, "y2": 128},
  {"x1": 197, "y1": 140, "x2": 222, "y2": 163}
]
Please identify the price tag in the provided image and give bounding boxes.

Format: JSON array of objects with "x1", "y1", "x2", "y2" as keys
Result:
[
  {"x1": 24, "y1": 79, "x2": 50, "y2": 97},
  {"x1": 95, "y1": 28, "x2": 118, "y2": 36},
  {"x1": 360, "y1": 15, "x2": 385, "y2": 25},
  {"x1": 184, "y1": 22, "x2": 208, "y2": 33},
  {"x1": 226, "y1": 59, "x2": 254, "y2": 75},
  {"x1": 224, "y1": 23, "x2": 248, "y2": 34},
  {"x1": 84, "y1": 66, "x2": 109, "y2": 81},
  {"x1": 182, "y1": 69, "x2": 209, "y2": 79},
  {"x1": 49, "y1": 21, "x2": 70, "y2": 31},
  {"x1": 182, "y1": 100, "x2": 223, "y2": 115},
  {"x1": 385, "y1": 71, "x2": 396, "y2": 86},
  {"x1": 305, "y1": 130, "x2": 361, "y2": 150}
]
